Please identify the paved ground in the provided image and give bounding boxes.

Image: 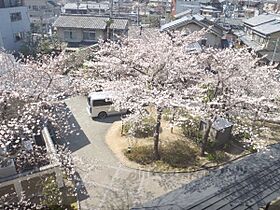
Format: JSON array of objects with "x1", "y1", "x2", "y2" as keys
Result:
[{"x1": 65, "y1": 96, "x2": 207, "y2": 210}]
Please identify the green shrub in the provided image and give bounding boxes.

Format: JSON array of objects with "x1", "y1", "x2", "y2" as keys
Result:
[
  {"x1": 247, "y1": 145, "x2": 257, "y2": 153},
  {"x1": 41, "y1": 176, "x2": 62, "y2": 207},
  {"x1": 233, "y1": 131, "x2": 251, "y2": 142},
  {"x1": 206, "y1": 151, "x2": 229, "y2": 164},
  {"x1": 123, "y1": 116, "x2": 156, "y2": 138},
  {"x1": 162, "y1": 108, "x2": 173, "y2": 121}
]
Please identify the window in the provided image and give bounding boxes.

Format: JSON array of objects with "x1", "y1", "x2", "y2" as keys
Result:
[
  {"x1": 92, "y1": 99, "x2": 113, "y2": 106},
  {"x1": 10, "y1": 12, "x2": 22, "y2": 22},
  {"x1": 83, "y1": 31, "x2": 96, "y2": 41},
  {"x1": 14, "y1": 32, "x2": 24, "y2": 42},
  {"x1": 32, "y1": 5, "x2": 39, "y2": 11},
  {"x1": 64, "y1": 30, "x2": 74, "y2": 40}
]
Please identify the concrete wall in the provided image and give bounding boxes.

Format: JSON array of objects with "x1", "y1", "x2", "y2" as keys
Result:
[{"x1": 0, "y1": 6, "x2": 30, "y2": 51}]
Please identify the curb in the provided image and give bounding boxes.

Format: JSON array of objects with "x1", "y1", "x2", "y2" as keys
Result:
[{"x1": 120, "y1": 152, "x2": 252, "y2": 174}]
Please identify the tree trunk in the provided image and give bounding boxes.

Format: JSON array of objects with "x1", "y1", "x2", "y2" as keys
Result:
[
  {"x1": 200, "y1": 118, "x2": 213, "y2": 156},
  {"x1": 170, "y1": 108, "x2": 176, "y2": 134},
  {"x1": 153, "y1": 108, "x2": 162, "y2": 160}
]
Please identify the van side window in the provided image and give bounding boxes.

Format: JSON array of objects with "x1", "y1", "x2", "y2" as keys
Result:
[{"x1": 92, "y1": 99, "x2": 113, "y2": 106}]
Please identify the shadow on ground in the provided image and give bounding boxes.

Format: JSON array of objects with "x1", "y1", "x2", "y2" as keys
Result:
[
  {"x1": 93, "y1": 114, "x2": 122, "y2": 123},
  {"x1": 61, "y1": 107, "x2": 91, "y2": 152},
  {"x1": 74, "y1": 172, "x2": 90, "y2": 202}
]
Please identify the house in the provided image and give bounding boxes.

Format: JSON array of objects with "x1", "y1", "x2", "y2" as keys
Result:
[
  {"x1": 23, "y1": 0, "x2": 61, "y2": 34},
  {"x1": 0, "y1": 0, "x2": 30, "y2": 51},
  {"x1": 160, "y1": 14, "x2": 225, "y2": 48},
  {"x1": 0, "y1": 126, "x2": 64, "y2": 204},
  {"x1": 63, "y1": 2, "x2": 110, "y2": 15},
  {"x1": 200, "y1": 117, "x2": 233, "y2": 146},
  {"x1": 240, "y1": 0, "x2": 263, "y2": 18},
  {"x1": 237, "y1": 13, "x2": 280, "y2": 64},
  {"x1": 173, "y1": 0, "x2": 201, "y2": 16},
  {"x1": 263, "y1": 1, "x2": 280, "y2": 14},
  {"x1": 53, "y1": 15, "x2": 129, "y2": 47},
  {"x1": 200, "y1": 4, "x2": 221, "y2": 18}
]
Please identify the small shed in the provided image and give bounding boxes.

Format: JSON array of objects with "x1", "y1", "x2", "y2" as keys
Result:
[{"x1": 200, "y1": 117, "x2": 233, "y2": 146}]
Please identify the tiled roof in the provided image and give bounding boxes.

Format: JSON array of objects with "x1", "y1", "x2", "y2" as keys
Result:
[
  {"x1": 133, "y1": 143, "x2": 280, "y2": 210},
  {"x1": 53, "y1": 15, "x2": 128, "y2": 30},
  {"x1": 160, "y1": 14, "x2": 205, "y2": 31},
  {"x1": 110, "y1": 19, "x2": 128, "y2": 30},
  {"x1": 53, "y1": 15, "x2": 108, "y2": 29}
]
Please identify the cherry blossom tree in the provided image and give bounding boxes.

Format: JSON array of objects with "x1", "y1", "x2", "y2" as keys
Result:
[
  {"x1": 83, "y1": 30, "x2": 208, "y2": 160},
  {"x1": 0, "y1": 50, "x2": 95, "y2": 207},
  {"x1": 196, "y1": 48, "x2": 280, "y2": 155},
  {"x1": 84, "y1": 30, "x2": 280, "y2": 160}
]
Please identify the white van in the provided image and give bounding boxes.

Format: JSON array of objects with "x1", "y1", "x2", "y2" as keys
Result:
[{"x1": 87, "y1": 91, "x2": 127, "y2": 119}]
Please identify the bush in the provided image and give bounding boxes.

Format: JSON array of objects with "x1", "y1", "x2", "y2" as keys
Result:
[
  {"x1": 247, "y1": 145, "x2": 257, "y2": 153},
  {"x1": 233, "y1": 131, "x2": 251, "y2": 142},
  {"x1": 123, "y1": 116, "x2": 156, "y2": 138},
  {"x1": 41, "y1": 176, "x2": 62, "y2": 207},
  {"x1": 206, "y1": 151, "x2": 229, "y2": 164}
]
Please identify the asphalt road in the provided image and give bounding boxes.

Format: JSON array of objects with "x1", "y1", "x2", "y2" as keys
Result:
[{"x1": 65, "y1": 96, "x2": 206, "y2": 210}]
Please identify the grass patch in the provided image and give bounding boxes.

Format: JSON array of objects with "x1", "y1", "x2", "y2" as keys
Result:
[
  {"x1": 124, "y1": 140, "x2": 199, "y2": 168},
  {"x1": 206, "y1": 151, "x2": 230, "y2": 164}
]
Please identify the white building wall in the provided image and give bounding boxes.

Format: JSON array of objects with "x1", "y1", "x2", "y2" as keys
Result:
[
  {"x1": 0, "y1": 32, "x2": 4, "y2": 48},
  {"x1": 0, "y1": 6, "x2": 30, "y2": 51}
]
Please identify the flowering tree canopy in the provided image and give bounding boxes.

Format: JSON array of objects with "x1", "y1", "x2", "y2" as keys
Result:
[{"x1": 86, "y1": 30, "x2": 280, "y2": 158}]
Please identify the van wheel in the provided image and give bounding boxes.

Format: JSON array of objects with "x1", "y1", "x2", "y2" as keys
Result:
[{"x1": 98, "y1": 112, "x2": 107, "y2": 119}]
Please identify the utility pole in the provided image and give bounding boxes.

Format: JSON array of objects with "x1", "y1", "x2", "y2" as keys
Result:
[
  {"x1": 271, "y1": 38, "x2": 279, "y2": 65},
  {"x1": 136, "y1": 0, "x2": 140, "y2": 26},
  {"x1": 109, "y1": 0, "x2": 113, "y2": 17}
]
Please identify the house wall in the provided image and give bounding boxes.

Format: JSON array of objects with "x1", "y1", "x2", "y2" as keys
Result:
[
  {"x1": 23, "y1": 0, "x2": 60, "y2": 33},
  {"x1": 0, "y1": 6, "x2": 30, "y2": 51},
  {"x1": 267, "y1": 32, "x2": 280, "y2": 52},
  {"x1": 178, "y1": 22, "x2": 222, "y2": 48},
  {"x1": 0, "y1": 32, "x2": 3, "y2": 48},
  {"x1": 57, "y1": 27, "x2": 106, "y2": 43}
]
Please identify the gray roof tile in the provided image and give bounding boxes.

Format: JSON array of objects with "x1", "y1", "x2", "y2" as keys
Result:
[
  {"x1": 53, "y1": 15, "x2": 128, "y2": 30},
  {"x1": 53, "y1": 15, "x2": 108, "y2": 29},
  {"x1": 133, "y1": 144, "x2": 280, "y2": 210},
  {"x1": 110, "y1": 19, "x2": 128, "y2": 30},
  {"x1": 243, "y1": 13, "x2": 279, "y2": 26},
  {"x1": 253, "y1": 19, "x2": 280, "y2": 35}
]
